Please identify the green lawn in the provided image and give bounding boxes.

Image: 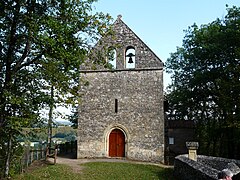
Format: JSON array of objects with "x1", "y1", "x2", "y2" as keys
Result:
[{"x1": 13, "y1": 161, "x2": 175, "y2": 180}]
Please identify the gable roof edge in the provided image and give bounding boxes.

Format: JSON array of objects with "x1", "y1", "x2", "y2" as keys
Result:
[{"x1": 114, "y1": 16, "x2": 163, "y2": 65}]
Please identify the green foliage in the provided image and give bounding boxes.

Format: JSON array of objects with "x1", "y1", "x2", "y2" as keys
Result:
[
  {"x1": 68, "y1": 106, "x2": 78, "y2": 128},
  {"x1": 166, "y1": 6, "x2": 240, "y2": 158},
  {"x1": 17, "y1": 126, "x2": 76, "y2": 143},
  {"x1": 12, "y1": 162, "x2": 174, "y2": 180},
  {"x1": 0, "y1": 0, "x2": 111, "y2": 177},
  {"x1": 0, "y1": 142, "x2": 24, "y2": 178},
  {"x1": 52, "y1": 126, "x2": 76, "y2": 136},
  {"x1": 17, "y1": 127, "x2": 48, "y2": 143},
  {"x1": 53, "y1": 131, "x2": 76, "y2": 141}
]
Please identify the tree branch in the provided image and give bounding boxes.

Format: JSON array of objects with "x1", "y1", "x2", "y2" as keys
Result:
[
  {"x1": 14, "y1": 50, "x2": 45, "y2": 72},
  {"x1": 13, "y1": 37, "x2": 31, "y2": 72},
  {"x1": 4, "y1": 1, "x2": 20, "y2": 86}
]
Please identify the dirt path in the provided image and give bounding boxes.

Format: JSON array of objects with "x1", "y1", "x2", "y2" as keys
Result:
[{"x1": 55, "y1": 156, "x2": 85, "y2": 173}]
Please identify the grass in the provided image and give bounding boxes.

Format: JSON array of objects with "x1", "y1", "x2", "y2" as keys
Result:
[
  {"x1": 80, "y1": 162, "x2": 174, "y2": 180},
  {"x1": 13, "y1": 164, "x2": 76, "y2": 180},
  {"x1": 13, "y1": 161, "x2": 175, "y2": 180}
]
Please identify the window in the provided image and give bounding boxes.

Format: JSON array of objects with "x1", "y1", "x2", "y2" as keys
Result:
[
  {"x1": 115, "y1": 99, "x2": 118, "y2": 113},
  {"x1": 169, "y1": 137, "x2": 174, "y2": 145},
  {"x1": 125, "y1": 46, "x2": 135, "y2": 68}
]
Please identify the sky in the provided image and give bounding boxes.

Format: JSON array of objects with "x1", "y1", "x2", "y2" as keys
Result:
[
  {"x1": 55, "y1": 1, "x2": 240, "y2": 122},
  {"x1": 92, "y1": 0, "x2": 240, "y2": 88}
]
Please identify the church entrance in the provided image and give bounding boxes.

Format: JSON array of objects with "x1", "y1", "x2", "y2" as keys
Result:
[{"x1": 109, "y1": 129, "x2": 125, "y2": 157}]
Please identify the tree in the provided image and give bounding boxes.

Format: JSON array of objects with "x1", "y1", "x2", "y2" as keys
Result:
[
  {"x1": 68, "y1": 106, "x2": 78, "y2": 129},
  {"x1": 166, "y1": 5, "x2": 240, "y2": 159},
  {"x1": 0, "y1": 0, "x2": 111, "y2": 177}
]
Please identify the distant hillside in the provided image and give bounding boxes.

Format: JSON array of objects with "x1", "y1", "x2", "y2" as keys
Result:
[
  {"x1": 54, "y1": 120, "x2": 72, "y2": 126},
  {"x1": 20, "y1": 126, "x2": 77, "y2": 143}
]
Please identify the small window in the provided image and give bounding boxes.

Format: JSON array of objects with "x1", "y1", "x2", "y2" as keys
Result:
[
  {"x1": 169, "y1": 137, "x2": 174, "y2": 145},
  {"x1": 107, "y1": 47, "x2": 116, "y2": 69},
  {"x1": 125, "y1": 46, "x2": 135, "y2": 68},
  {"x1": 115, "y1": 99, "x2": 118, "y2": 113}
]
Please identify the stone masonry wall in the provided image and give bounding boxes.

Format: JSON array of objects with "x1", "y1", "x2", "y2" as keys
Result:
[
  {"x1": 78, "y1": 16, "x2": 164, "y2": 163},
  {"x1": 81, "y1": 16, "x2": 163, "y2": 70},
  {"x1": 78, "y1": 68, "x2": 164, "y2": 162}
]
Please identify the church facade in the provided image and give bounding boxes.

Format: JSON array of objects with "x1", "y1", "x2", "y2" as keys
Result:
[{"x1": 77, "y1": 15, "x2": 165, "y2": 163}]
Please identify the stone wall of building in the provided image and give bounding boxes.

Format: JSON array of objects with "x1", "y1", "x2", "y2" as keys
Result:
[
  {"x1": 81, "y1": 15, "x2": 163, "y2": 71},
  {"x1": 78, "y1": 15, "x2": 164, "y2": 163},
  {"x1": 78, "y1": 68, "x2": 164, "y2": 162}
]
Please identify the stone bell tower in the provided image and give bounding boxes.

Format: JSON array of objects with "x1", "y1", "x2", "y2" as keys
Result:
[{"x1": 77, "y1": 15, "x2": 165, "y2": 163}]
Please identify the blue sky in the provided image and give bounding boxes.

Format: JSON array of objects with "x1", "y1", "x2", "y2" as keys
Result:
[
  {"x1": 93, "y1": 0, "x2": 240, "y2": 88},
  {"x1": 55, "y1": 1, "x2": 240, "y2": 122}
]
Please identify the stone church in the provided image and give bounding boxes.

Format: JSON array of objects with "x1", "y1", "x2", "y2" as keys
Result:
[{"x1": 77, "y1": 15, "x2": 165, "y2": 163}]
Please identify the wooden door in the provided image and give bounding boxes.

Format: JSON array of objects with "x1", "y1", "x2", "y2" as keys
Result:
[{"x1": 109, "y1": 129, "x2": 125, "y2": 157}]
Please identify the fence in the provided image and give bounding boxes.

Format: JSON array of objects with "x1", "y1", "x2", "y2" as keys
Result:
[
  {"x1": 19, "y1": 143, "x2": 47, "y2": 173},
  {"x1": 18, "y1": 140, "x2": 77, "y2": 173},
  {"x1": 58, "y1": 140, "x2": 77, "y2": 157},
  {"x1": 0, "y1": 140, "x2": 77, "y2": 178}
]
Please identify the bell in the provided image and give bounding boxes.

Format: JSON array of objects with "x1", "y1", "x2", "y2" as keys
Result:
[
  {"x1": 128, "y1": 57, "x2": 133, "y2": 63},
  {"x1": 126, "y1": 52, "x2": 135, "y2": 64}
]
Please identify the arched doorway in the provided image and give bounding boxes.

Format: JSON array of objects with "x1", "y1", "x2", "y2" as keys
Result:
[{"x1": 109, "y1": 129, "x2": 125, "y2": 157}]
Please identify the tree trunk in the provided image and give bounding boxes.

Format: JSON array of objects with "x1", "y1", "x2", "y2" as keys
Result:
[
  {"x1": 4, "y1": 135, "x2": 12, "y2": 178},
  {"x1": 47, "y1": 85, "x2": 54, "y2": 148}
]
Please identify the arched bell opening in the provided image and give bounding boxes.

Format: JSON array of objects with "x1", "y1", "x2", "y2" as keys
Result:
[
  {"x1": 107, "y1": 47, "x2": 117, "y2": 69},
  {"x1": 125, "y1": 46, "x2": 135, "y2": 69}
]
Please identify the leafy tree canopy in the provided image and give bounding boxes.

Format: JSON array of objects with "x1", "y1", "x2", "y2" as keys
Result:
[
  {"x1": 166, "y1": 5, "x2": 240, "y2": 159},
  {"x1": 0, "y1": 0, "x2": 111, "y2": 177}
]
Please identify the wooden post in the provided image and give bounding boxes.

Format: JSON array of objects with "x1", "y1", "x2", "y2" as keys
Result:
[
  {"x1": 36, "y1": 149, "x2": 39, "y2": 160},
  {"x1": 19, "y1": 158, "x2": 22, "y2": 174},
  {"x1": 46, "y1": 146, "x2": 49, "y2": 161},
  {"x1": 42, "y1": 146, "x2": 44, "y2": 159},
  {"x1": 46, "y1": 145, "x2": 58, "y2": 164},
  {"x1": 54, "y1": 145, "x2": 58, "y2": 164},
  {"x1": 31, "y1": 149, "x2": 34, "y2": 163},
  {"x1": 26, "y1": 147, "x2": 30, "y2": 167}
]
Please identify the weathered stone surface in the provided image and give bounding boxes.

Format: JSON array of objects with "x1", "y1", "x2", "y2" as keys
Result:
[
  {"x1": 80, "y1": 15, "x2": 163, "y2": 70},
  {"x1": 77, "y1": 16, "x2": 164, "y2": 163},
  {"x1": 186, "y1": 142, "x2": 199, "y2": 150},
  {"x1": 227, "y1": 162, "x2": 240, "y2": 175},
  {"x1": 174, "y1": 154, "x2": 240, "y2": 180}
]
